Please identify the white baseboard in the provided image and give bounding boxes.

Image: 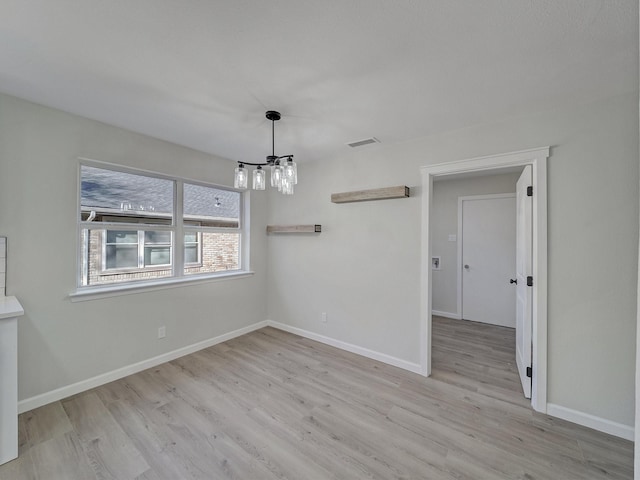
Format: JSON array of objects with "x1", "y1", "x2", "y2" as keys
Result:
[
  {"x1": 266, "y1": 320, "x2": 422, "y2": 374},
  {"x1": 431, "y1": 310, "x2": 461, "y2": 320},
  {"x1": 546, "y1": 403, "x2": 634, "y2": 441},
  {"x1": 18, "y1": 320, "x2": 269, "y2": 414}
]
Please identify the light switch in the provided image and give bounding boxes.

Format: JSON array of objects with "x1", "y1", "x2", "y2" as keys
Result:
[{"x1": 448, "y1": 234, "x2": 457, "y2": 242}]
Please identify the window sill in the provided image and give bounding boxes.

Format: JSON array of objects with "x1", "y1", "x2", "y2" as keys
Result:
[{"x1": 69, "y1": 271, "x2": 255, "y2": 302}]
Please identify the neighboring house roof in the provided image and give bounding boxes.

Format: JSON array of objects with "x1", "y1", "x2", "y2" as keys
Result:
[{"x1": 81, "y1": 166, "x2": 239, "y2": 220}]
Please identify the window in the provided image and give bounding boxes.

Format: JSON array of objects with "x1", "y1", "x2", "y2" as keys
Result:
[
  {"x1": 184, "y1": 230, "x2": 201, "y2": 266},
  {"x1": 103, "y1": 230, "x2": 172, "y2": 271},
  {"x1": 79, "y1": 163, "x2": 244, "y2": 289}
]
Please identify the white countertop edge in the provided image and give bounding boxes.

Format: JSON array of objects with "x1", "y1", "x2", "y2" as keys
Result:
[{"x1": 0, "y1": 296, "x2": 24, "y2": 320}]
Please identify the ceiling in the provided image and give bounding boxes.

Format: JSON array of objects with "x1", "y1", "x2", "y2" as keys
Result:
[{"x1": 0, "y1": 1, "x2": 637, "y2": 164}]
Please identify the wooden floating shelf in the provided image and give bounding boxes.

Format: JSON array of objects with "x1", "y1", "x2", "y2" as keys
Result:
[
  {"x1": 331, "y1": 185, "x2": 410, "y2": 204},
  {"x1": 266, "y1": 224, "x2": 322, "y2": 234}
]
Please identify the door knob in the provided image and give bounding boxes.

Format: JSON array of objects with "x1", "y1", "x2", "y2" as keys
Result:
[
  {"x1": 464, "y1": 264, "x2": 470, "y2": 269},
  {"x1": 510, "y1": 278, "x2": 517, "y2": 284}
]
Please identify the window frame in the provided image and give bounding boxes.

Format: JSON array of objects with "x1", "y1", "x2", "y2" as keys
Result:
[{"x1": 74, "y1": 159, "x2": 249, "y2": 298}]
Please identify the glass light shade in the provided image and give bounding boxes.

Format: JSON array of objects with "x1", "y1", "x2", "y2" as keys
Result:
[
  {"x1": 234, "y1": 165, "x2": 248, "y2": 189},
  {"x1": 271, "y1": 164, "x2": 284, "y2": 191},
  {"x1": 252, "y1": 167, "x2": 265, "y2": 190},
  {"x1": 283, "y1": 159, "x2": 297, "y2": 185},
  {"x1": 281, "y1": 176, "x2": 294, "y2": 195}
]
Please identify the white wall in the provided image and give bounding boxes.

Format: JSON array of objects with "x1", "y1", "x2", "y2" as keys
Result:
[
  {"x1": 636, "y1": 142, "x2": 640, "y2": 471},
  {"x1": 632, "y1": 12, "x2": 639, "y2": 467},
  {"x1": 0, "y1": 93, "x2": 268, "y2": 402},
  {"x1": 267, "y1": 92, "x2": 638, "y2": 428},
  {"x1": 431, "y1": 173, "x2": 520, "y2": 318}
]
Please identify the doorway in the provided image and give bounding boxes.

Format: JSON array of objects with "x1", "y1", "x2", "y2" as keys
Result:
[{"x1": 420, "y1": 147, "x2": 549, "y2": 413}]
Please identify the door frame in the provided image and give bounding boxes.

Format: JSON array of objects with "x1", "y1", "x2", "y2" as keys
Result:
[
  {"x1": 457, "y1": 193, "x2": 517, "y2": 323},
  {"x1": 420, "y1": 146, "x2": 549, "y2": 413}
]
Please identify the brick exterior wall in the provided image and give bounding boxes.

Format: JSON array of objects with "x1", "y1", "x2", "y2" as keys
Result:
[
  {"x1": 184, "y1": 232, "x2": 239, "y2": 276},
  {"x1": 84, "y1": 229, "x2": 239, "y2": 286}
]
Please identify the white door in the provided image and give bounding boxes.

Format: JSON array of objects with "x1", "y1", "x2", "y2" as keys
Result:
[
  {"x1": 460, "y1": 194, "x2": 516, "y2": 327},
  {"x1": 515, "y1": 165, "x2": 533, "y2": 398}
]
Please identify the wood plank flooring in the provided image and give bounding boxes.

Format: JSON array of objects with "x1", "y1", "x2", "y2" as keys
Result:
[{"x1": 1, "y1": 316, "x2": 633, "y2": 479}]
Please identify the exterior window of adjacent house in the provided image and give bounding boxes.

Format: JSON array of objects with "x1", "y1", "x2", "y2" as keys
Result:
[
  {"x1": 184, "y1": 229, "x2": 202, "y2": 266},
  {"x1": 102, "y1": 230, "x2": 172, "y2": 271},
  {"x1": 78, "y1": 163, "x2": 244, "y2": 289}
]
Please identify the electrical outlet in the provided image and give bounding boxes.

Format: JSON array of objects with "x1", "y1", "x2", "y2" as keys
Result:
[
  {"x1": 321, "y1": 312, "x2": 327, "y2": 323},
  {"x1": 158, "y1": 326, "x2": 166, "y2": 339}
]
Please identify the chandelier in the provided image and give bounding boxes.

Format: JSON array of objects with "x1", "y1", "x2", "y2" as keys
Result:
[{"x1": 234, "y1": 110, "x2": 297, "y2": 195}]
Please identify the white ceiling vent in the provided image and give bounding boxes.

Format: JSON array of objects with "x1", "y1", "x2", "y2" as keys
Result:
[{"x1": 347, "y1": 137, "x2": 380, "y2": 148}]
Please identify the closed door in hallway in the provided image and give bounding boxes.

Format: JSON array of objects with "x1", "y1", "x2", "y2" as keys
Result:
[{"x1": 460, "y1": 193, "x2": 516, "y2": 328}]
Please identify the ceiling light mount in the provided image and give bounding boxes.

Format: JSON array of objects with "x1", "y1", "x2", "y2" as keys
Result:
[
  {"x1": 265, "y1": 110, "x2": 281, "y2": 122},
  {"x1": 234, "y1": 111, "x2": 297, "y2": 195}
]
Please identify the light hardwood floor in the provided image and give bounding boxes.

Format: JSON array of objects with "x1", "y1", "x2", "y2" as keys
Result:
[{"x1": 1, "y1": 317, "x2": 633, "y2": 479}]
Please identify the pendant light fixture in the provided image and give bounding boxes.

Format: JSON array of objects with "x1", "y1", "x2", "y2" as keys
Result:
[{"x1": 234, "y1": 111, "x2": 297, "y2": 195}]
